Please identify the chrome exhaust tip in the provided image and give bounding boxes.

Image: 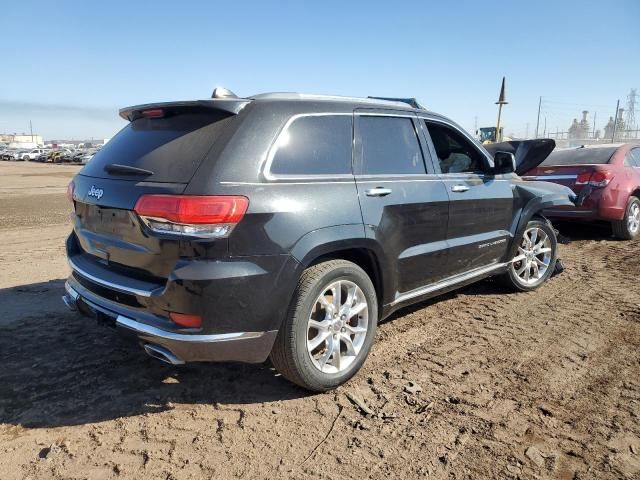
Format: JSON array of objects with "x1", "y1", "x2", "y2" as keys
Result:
[
  {"x1": 62, "y1": 293, "x2": 78, "y2": 312},
  {"x1": 143, "y1": 344, "x2": 185, "y2": 365}
]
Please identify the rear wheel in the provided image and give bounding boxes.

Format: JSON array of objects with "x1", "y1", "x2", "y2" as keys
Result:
[
  {"x1": 270, "y1": 259, "x2": 378, "y2": 392},
  {"x1": 503, "y1": 218, "x2": 558, "y2": 292},
  {"x1": 612, "y1": 196, "x2": 640, "y2": 240}
]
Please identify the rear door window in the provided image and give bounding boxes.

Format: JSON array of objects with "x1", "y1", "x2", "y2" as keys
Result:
[
  {"x1": 627, "y1": 148, "x2": 640, "y2": 167},
  {"x1": 357, "y1": 116, "x2": 426, "y2": 175},
  {"x1": 269, "y1": 115, "x2": 352, "y2": 176},
  {"x1": 80, "y1": 111, "x2": 234, "y2": 183}
]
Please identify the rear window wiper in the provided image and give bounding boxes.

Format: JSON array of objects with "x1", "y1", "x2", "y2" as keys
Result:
[{"x1": 104, "y1": 164, "x2": 154, "y2": 176}]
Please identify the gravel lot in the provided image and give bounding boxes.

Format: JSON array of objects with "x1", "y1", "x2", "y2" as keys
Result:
[{"x1": 0, "y1": 162, "x2": 639, "y2": 479}]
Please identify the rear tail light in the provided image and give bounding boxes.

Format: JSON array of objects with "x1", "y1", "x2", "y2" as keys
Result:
[
  {"x1": 588, "y1": 170, "x2": 613, "y2": 187},
  {"x1": 575, "y1": 170, "x2": 613, "y2": 188},
  {"x1": 134, "y1": 195, "x2": 249, "y2": 238},
  {"x1": 169, "y1": 312, "x2": 202, "y2": 328},
  {"x1": 575, "y1": 172, "x2": 592, "y2": 185}
]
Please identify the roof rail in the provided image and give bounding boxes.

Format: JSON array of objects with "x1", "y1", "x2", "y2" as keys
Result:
[
  {"x1": 367, "y1": 97, "x2": 425, "y2": 109},
  {"x1": 250, "y1": 92, "x2": 413, "y2": 108}
]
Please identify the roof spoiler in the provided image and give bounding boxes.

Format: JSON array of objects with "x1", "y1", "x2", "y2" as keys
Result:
[{"x1": 119, "y1": 99, "x2": 250, "y2": 121}]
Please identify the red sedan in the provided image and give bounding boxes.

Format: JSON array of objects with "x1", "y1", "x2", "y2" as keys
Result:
[{"x1": 523, "y1": 143, "x2": 640, "y2": 239}]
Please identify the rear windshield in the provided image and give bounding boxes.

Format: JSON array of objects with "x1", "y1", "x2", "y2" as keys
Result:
[
  {"x1": 80, "y1": 111, "x2": 234, "y2": 183},
  {"x1": 541, "y1": 147, "x2": 617, "y2": 166}
]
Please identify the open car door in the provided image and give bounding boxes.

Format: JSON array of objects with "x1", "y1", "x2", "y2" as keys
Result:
[{"x1": 484, "y1": 139, "x2": 556, "y2": 176}]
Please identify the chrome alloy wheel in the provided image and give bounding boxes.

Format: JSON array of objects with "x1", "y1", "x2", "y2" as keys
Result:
[
  {"x1": 510, "y1": 227, "x2": 553, "y2": 286},
  {"x1": 628, "y1": 202, "x2": 640, "y2": 234},
  {"x1": 306, "y1": 280, "x2": 369, "y2": 374}
]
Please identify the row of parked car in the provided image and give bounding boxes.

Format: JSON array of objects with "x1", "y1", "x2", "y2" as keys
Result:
[{"x1": 0, "y1": 146, "x2": 100, "y2": 164}]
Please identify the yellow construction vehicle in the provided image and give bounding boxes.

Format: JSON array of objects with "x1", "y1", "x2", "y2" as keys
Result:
[{"x1": 478, "y1": 77, "x2": 508, "y2": 144}]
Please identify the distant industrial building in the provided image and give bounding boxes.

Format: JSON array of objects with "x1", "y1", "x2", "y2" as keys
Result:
[{"x1": 0, "y1": 133, "x2": 44, "y2": 149}]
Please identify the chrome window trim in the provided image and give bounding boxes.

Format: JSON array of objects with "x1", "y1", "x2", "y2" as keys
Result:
[
  {"x1": 68, "y1": 256, "x2": 156, "y2": 297},
  {"x1": 391, "y1": 262, "x2": 508, "y2": 306},
  {"x1": 263, "y1": 112, "x2": 354, "y2": 182}
]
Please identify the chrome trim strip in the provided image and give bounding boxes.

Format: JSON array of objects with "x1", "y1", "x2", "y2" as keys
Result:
[
  {"x1": 522, "y1": 174, "x2": 577, "y2": 181},
  {"x1": 116, "y1": 315, "x2": 267, "y2": 343},
  {"x1": 65, "y1": 282, "x2": 80, "y2": 301},
  {"x1": 68, "y1": 257, "x2": 156, "y2": 297},
  {"x1": 391, "y1": 262, "x2": 508, "y2": 306}
]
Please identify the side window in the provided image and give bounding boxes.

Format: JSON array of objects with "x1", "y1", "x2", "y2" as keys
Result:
[
  {"x1": 269, "y1": 115, "x2": 352, "y2": 176},
  {"x1": 628, "y1": 148, "x2": 640, "y2": 167},
  {"x1": 425, "y1": 122, "x2": 486, "y2": 174},
  {"x1": 358, "y1": 116, "x2": 426, "y2": 175}
]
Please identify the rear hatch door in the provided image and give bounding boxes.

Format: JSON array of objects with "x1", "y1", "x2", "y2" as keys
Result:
[{"x1": 71, "y1": 105, "x2": 241, "y2": 281}]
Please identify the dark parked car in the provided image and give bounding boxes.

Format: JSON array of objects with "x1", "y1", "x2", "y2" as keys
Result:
[
  {"x1": 523, "y1": 143, "x2": 640, "y2": 239},
  {"x1": 62, "y1": 90, "x2": 574, "y2": 391}
]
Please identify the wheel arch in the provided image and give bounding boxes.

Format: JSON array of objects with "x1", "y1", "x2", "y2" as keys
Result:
[
  {"x1": 290, "y1": 225, "x2": 392, "y2": 311},
  {"x1": 509, "y1": 182, "x2": 573, "y2": 258}
]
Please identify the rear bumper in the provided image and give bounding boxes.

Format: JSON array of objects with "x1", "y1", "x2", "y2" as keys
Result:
[
  {"x1": 542, "y1": 207, "x2": 600, "y2": 220},
  {"x1": 63, "y1": 282, "x2": 277, "y2": 364}
]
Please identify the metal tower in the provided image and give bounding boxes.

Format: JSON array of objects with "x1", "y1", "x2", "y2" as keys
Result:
[{"x1": 625, "y1": 88, "x2": 637, "y2": 136}]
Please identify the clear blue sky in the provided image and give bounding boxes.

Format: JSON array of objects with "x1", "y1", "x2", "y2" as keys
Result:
[{"x1": 2, "y1": 0, "x2": 639, "y2": 140}]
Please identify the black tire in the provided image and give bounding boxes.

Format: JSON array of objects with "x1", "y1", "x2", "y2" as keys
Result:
[
  {"x1": 502, "y1": 217, "x2": 558, "y2": 292},
  {"x1": 270, "y1": 259, "x2": 378, "y2": 392},
  {"x1": 612, "y1": 196, "x2": 640, "y2": 240}
]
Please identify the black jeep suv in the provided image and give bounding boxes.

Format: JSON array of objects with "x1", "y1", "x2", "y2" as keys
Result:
[{"x1": 63, "y1": 90, "x2": 574, "y2": 391}]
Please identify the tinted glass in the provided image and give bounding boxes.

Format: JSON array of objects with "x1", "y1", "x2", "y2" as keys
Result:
[
  {"x1": 542, "y1": 147, "x2": 617, "y2": 166},
  {"x1": 81, "y1": 111, "x2": 234, "y2": 183},
  {"x1": 426, "y1": 122, "x2": 486, "y2": 174},
  {"x1": 270, "y1": 115, "x2": 352, "y2": 175},
  {"x1": 358, "y1": 116, "x2": 425, "y2": 175},
  {"x1": 628, "y1": 148, "x2": 640, "y2": 167}
]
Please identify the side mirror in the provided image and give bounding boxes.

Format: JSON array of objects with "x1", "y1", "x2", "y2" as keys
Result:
[{"x1": 492, "y1": 151, "x2": 516, "y2": 175}]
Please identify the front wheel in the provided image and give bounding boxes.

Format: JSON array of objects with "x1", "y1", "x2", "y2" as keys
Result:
[
  {"x1": 503, "y1": 218, "x2": 558, "y2": 292},
  {"x1": 270, "y1": 259, "x2": 378, "y2": 392}
]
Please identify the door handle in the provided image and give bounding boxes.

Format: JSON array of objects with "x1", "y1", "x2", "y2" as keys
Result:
[
  {"x1": 451, "y1": 184, "x2": 470, "y2": 193},
  {"x1": 365, "y1": 187, "x2": 392, "y2": 197}
]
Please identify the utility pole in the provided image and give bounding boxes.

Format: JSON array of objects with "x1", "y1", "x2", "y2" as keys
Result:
[
  {"x1": 612, "y1": 99, "x2": 620, "y2": 142},
  {"x1": 592, "y1": 112, "x2": 597, "y2": 138},
  {"x1": 525, "y1": 122, "x2": 529, "y2": 139},
  {"x1": 535, "y1": 96, "x2": 542, "y2": 138},
  {"x1": 543, "y1": 117, "x2": 547, "y2": 137},
  {"x1": 29, "y1": 120, "x2": 33, "y2": 143},
  {"x1": 495, "y1": 77, "x2": 508, "y2": 142}
]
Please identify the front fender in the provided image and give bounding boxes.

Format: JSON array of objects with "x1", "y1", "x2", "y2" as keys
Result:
[{"x1": 509, "y1": 179, "x2": 575, "y2": 256}]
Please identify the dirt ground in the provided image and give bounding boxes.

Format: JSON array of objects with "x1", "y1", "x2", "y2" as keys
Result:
[{"x1": 0, "y1": 161, "x2": 639, "y2": 480}]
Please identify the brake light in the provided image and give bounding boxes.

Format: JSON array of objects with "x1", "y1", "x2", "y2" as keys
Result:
[
  {"x1": 169, "y1": 312, "x2": 202, "y2": 328},
  {"x1": 589, "y1": 170, "x2": 613, "y2": 187},
  {"x1": 141, "y1": 108, "x2": 164, "y2": 118},
  {"x1": 575, "y1": 170, "x2": 613, "y2": 188},
  {"x1": 134, "y1": 195, "x2": 249, "y2": 238},
  {"x1": 67, "y1": 181, "x2": 75, "y2": 203},
  {"x1": 575, "y1": 172, "x2": 592, "y2": 185}
]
